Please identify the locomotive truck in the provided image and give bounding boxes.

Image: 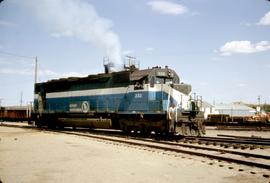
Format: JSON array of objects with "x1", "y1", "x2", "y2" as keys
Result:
[{"x1": 33, "y1": 62, "x2": 205, "y2": 136}]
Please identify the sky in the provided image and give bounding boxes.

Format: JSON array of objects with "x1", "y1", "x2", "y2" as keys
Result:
[{"x1": 0, "y1": 0, "x2": 269, "y2": 106}]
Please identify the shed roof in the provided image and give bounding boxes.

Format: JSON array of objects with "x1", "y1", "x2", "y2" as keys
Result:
[
  {"x1": 214, "y1": 103, "x2": 254, "y2": 111},
  {"x1": 201, "y1": 101, "x2": 214, "y2": 108},
  {"x1": 2, "y1": 106, "x2": 28, "y2": 110}
]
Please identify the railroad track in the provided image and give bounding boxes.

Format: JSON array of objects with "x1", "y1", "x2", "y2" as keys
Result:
[
  {"x1": 184, "y1": 136, "x2": 270, "y2": 147},
  {"x1": 47, "y1": 129, "x2": 270, "y2": 170},
  {"x1": 1, "y1": 123, "x2": 270, "y2": 171},
  {"x1": 217, "y1": 134, "x2": 270, "y2": 140}
]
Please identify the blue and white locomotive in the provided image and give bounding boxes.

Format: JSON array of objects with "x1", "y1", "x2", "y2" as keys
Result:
[{"x1": 33, "y1": 62, "x2": 205, "y2": 136}]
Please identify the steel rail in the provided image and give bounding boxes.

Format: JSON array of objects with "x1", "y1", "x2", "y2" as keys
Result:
[
  {"x1": 140, "y1": 139, "x2": 270, "y2": 160},
  {"x1": 185, "y1": 136, "x2": 270, "y2": 146},
  {"x1": 1, "y1": 123, "x2": 270, "y2": 169},
  {"x1": 217, "y1": 134, "x2": 270, "y2": 142},
  {"x1": 49, "y1": 130, "x2": 270, "y2": 170},
  {"x1": 71, "y1": 129, "x2": 270, "y2": 160},
  {"x1": 1, "y1": 123, "x2": 269, "y2": 159}
]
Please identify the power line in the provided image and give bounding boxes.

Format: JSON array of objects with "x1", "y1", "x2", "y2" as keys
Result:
[
  {"x1": 0, "y1": 50, "x2": 35, "y2": 59},
  {"x1": 0, "y1": 50, "x2": 38, "y2": 87}
]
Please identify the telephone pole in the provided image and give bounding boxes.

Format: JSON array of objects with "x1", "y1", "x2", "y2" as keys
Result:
[
  {"x1": 257, "y1": 95, "x2": 261, "y2": 113},
  {"x1": 0, "y1": 98, "x2": 3, "y2": 108},
  {"x1": 34, "y1": 56, "x2": 38, "y2": 84},
  {"x1": 20, "y1": 92, "x2": 23, "y2": 106}
]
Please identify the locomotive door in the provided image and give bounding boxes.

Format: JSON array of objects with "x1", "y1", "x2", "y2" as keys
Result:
[
  {"x1": 38, "y1": 89, "x2": 46, "y2": 114},
  {"x1": 125, "y1": 86, "x2": 132, "y2": 110}
]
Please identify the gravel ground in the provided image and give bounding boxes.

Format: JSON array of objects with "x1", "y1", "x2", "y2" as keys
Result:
[
  {"x1": 0, "y1": 126, "x2": 269, "y2": 183},
  {"x1": 205, "y1": 126, "x2": 270, "y2": 138}
]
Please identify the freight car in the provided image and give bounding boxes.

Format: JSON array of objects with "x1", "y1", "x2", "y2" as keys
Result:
[
  {"x1": 32, "y1": 63, "x2": 205, "y2": 136},
  {"x1": 0, "y1": 106, "x2": 31, "y2": 122},
  {"x1": 206, "y1": 114, "x2": 270, "y2": 126}
]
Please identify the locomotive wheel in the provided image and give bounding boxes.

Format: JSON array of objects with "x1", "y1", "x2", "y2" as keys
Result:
[
  {"x1": 120, "y1": 122, "x2": 128, "y2": 133},
  {"x1": 190, "y1": 128, "x2": 198, "y2": 136},
  {"x1": 48, "y1": 123, "x2": 56, "y2": 129},
  {"x1": 35, "y1": 115, "x2": 42, "y2": 128},
  {"x1": 35, "y1": 121, "x2": 42, "y2": 128},
  {"x1": 139, "y1": 124, "x2": 147, "y2": 135}
]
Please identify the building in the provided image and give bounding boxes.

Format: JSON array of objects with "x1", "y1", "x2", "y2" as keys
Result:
[
  {"x1": 200, "y1": 101, "x2": 215, "y2": 119},
  {"x1": 200, "y1": 101, "x2": 257, "y2": 120},
  {"x1": 213, "y1": 103, "x2": 256, "y2": 117}
]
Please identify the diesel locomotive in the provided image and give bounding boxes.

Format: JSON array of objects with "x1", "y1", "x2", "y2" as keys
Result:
[{"x1": 33, "y1": 62, "x2": 205, "y2": 136}]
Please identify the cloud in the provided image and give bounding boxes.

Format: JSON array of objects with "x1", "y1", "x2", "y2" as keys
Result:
[
  {"x1": 236, "y1": 83, "x2": 246, "y2": 87},
  {"x1": 147, "y1": 0, "x2": 188, "y2": 15},
  {"x1": 0, "y1": 67, "x2": 86, "y2": 79},
  {"x1": 0, "y1": 55, "x2": 88, "y2": 81},
  {"x1": 50, "y1": 31, "x2": 73, "y2": 38},
  {"x1": 39, "y1": 69, "x2": 87, "y2": 78},
  {"x1": 219, "y1": 41, "x2": 270, "y2": 56},
  {"x1": 199, "y1": 82, "x2": 208, "y2": 86},
  {"x1": 17, "y1": 0, "x2": 122, "y2": 69},
  {"x1": 145, "y1": 47, "x2": 155, "y2": 53},
  {"x1": 191, "y1": 12, "x2": 200, "y2": 16},
  {"x1": 0, "y1": 20, "x2": 17, "y2": 27},
  {"x1": 122, "y1": 50, "x2": 134, "y2": 56},
  {"x1": 240, "y1": 22, "x2": 252, "y2": 27},
  {"x1": 210, "y1": 56, "x2": 221, "y2": 61},
  {"x1": 0, "y1": 68, "x2": 32, "y2": 75},
  {"x1": 257, "y1": 11, "x2": 270, "y2": 26}
]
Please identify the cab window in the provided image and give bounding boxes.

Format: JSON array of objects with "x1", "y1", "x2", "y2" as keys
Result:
[
  {"x1": 155, "y1": 77, "x2": 164, "y2": 84},
  {"x1": 165, "y1": 78, "x2": 173, "y2": 84},
  {"x1": 134, "y1": 81, "x2": 143, "y2": 90},
  {"x1": 150, "y1": 77, "x2": 155, "y2": 87}
]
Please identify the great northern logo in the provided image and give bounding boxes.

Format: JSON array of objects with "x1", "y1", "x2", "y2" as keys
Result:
[{"x1": 81, "y1": 101, "x2": 90, "y2": 113}]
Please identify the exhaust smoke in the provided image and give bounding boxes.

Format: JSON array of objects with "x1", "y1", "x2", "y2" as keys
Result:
[{"x1": 17, "y1": 0, "x2": 122, "y2": 70}]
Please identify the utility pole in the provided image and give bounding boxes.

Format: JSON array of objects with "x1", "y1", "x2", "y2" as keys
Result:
[
  {"x1": 34, "y1": 56, "x2": 38, "y2": 84},
  {"x1": 257, "y1": 95, "x2": 261, "y2": 113},
  {"x1": 193, "y1": 92, "x2": 196, "y2": 101},
  {"x1": 231, "y1": 107, "x2": 234, "y2": 122},
  {"x1": 0, "y1": 98, "x2": 3, "y2": 108},
  {"x1": 20, "y1": 92, "x2": 23, "y2": 106},
  {"x1": 200, "y1": 96, "x2": 203, "y2": 109}
]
